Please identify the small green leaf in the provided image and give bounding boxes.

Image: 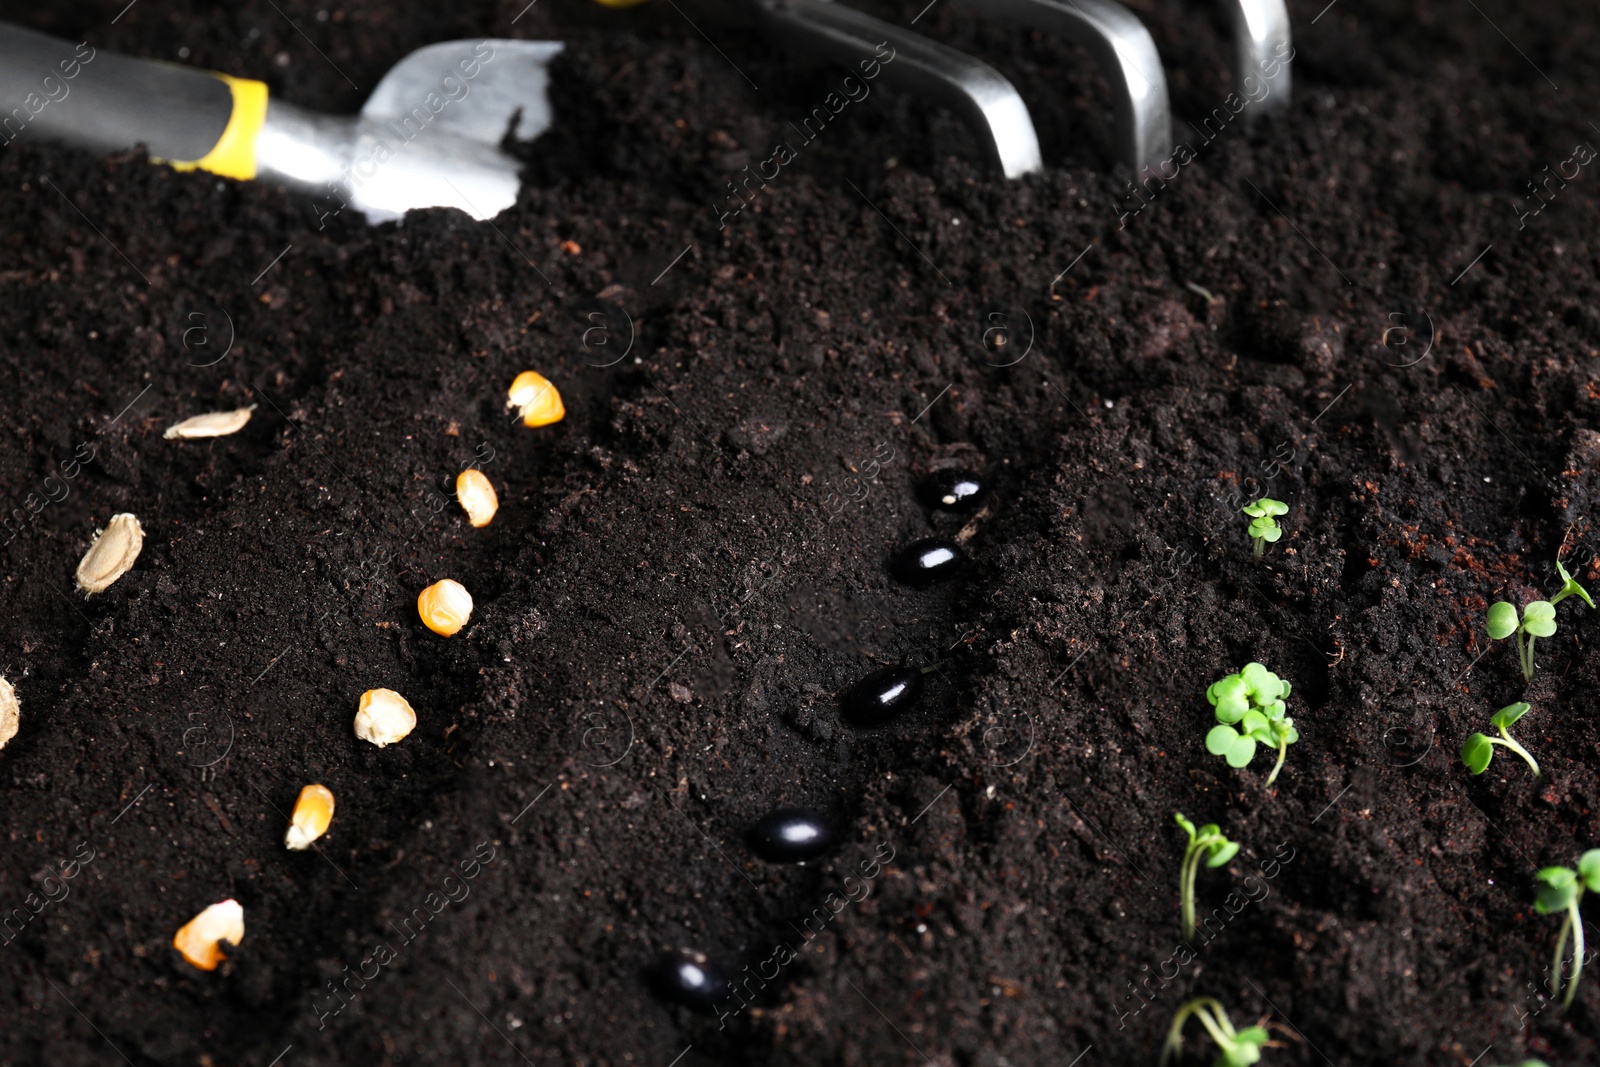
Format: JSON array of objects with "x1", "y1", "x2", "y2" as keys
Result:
[
  {"x1": 1240, "y1": 710, "x2": 1269, "y2": 734},
  {"x1": 1215, "y1": 697, "x2": 1248, "y2": 724},
  {"x1": 1240, "y1": 663, "x2": 1275, "y2": 696},
  {"x1": 1174, "y1": 812, "x2": 1196, "y2": 839},
  {"x1": 1261, "y1": 526, "x2": 1283, "y2": 543},
  {"x1": 1580, "y1": 850, "x2": 1600, "y2": 892},
  {"x1": 1211, "y1": 675, "x2": 1248, "y2": 717},
  {"x1": 1207, "y1": 840, "x2": 1241, "y2": 867},
  {"x1": 1259, "y1": 499, "x2": 1288, "y2": 517},
  {"x1": 1557, "y1": 559, "x2": 1596, "y2": 608},
  {"x1": 1284, "y1": 725, "x2": 1300, "y2": 743},
  {"x1": 1225, "y1": 734, "x2": 1257, "y2": 768},
  {"x1": 1234, "y1": 1026, "x2": 1270, "y2": 1045},
  {"x1": 1279, "y1": 679, "x2": 1292, "y2": 698},
  {"x1": 1461, "y1": 733, "x2": 1493, "y2": 774},
  {"x1": 1538, "y1": 866, "x2": 1577, "y2": 888},
  {"x1": 1535, "y1": 872, "x2": 1578, "y2": 914},
  {"x1": 1262, "y1": 700, "x2": 1286, "y2": 721},
  {"x1": 1206, "y1": 724, "x2": 1239, "y2": 755},
  {"x1": 1523, "y1": 600, "x2": 1557, "y2": 637},
  {"x1": 1491, "y1": 702, "x2": 1531, "y2": 730},
  {"x1": 1199, "y1": 823, "x2": 1221, "y2": 838},
  {"x1": 1242, "y1": 502, "x2": 1266, "y2": 518},
  {"x1": 1487, "y1": 601, "x2": 1518, "y2": 640}
]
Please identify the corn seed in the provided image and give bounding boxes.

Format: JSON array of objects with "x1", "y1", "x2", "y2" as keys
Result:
[
  {"x1": 354, "y1": 688, "x2": 416, "y2": 747},
  {"x1": 0, "y1": 676, "x2": 17, "y2": 752},
  {"x1": 506, "y1": 370, "x2": 565, "y2": 428},
  {"x1": 173, "y1": 898, "x2": 244, "y2": 971},
  {"x1": 164, "y1": 405, "x2": 257, "y2": 439},
  {"x1": 76, "y1": 513, "x2": 144, "y2": 595},
  {"x1": 456, "y1": 469, "x2": 499, "y2": 527},
  {"x1": 418, "y1": 579, "x2": 473, "y2": 636},
  {"x1": 285, "y1": 783, "x2": 335, "y2": 850}
]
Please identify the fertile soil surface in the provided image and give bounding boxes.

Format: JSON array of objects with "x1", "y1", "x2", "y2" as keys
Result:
[{"x1": 2, "y1": 0, "x2": 1599, "y2": 1064}]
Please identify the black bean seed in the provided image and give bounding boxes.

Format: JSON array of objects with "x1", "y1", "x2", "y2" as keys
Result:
[
  {"x1": 749, "y1": 808, "x2": 835, "y2": 862},
  {"x1": 650, "y1": 949, "x2": 730, "y2": 1008},
  {"x1": 919, "y1": 469, "x2": 987, "y2": 512},
  {"x1": 843, "y1": 665, "x2": 924, "y2": 725},
  {"x1": 888, "y1": 537, "x2": 966, "y2": 585}
]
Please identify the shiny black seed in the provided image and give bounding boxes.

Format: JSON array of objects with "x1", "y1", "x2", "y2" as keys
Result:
[
  {"x1": 650, "y1": 949, "x2": 730, "y2": 1009},
  {"x1": 919, "y1": 470, "x2": 987, "y2": 512},
  {"x1": 843, "y1": 665, "x2": 924, "y2": 725},
  {"x1": 888, "y1": 537, "x2": 966, "y2": 585},
  {"x1": 749, "y1": 808, "x2": 835, "y2": 862}
]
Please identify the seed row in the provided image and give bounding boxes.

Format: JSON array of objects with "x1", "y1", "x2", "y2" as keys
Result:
[
  {"x1": 653, "y1": 466, "x2": 984, "y2": 1007},
  {"x1": 157, "y1": 370, "x2": 563, "y2": 973}
]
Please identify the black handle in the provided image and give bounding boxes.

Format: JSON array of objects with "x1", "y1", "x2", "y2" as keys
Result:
[{"x1": 1, "y1": 22, "x2": 234, "y2": 162}]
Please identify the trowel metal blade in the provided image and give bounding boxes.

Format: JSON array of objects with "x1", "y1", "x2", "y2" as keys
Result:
[
  {"x1": 360, "y1": 40, "x2": 564, "y2": 145},
  {"x1": 329, "y1": 39, "x2": 564, "y2": 224}
]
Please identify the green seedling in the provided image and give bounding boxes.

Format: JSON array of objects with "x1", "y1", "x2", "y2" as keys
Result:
[
  {"x1": 1175, "y1": 814, "x2": 1240, "y2": 943},
  {"x1": 1460, "y1": 702, "x2": 1540, "y2": 777},
  {"x1": 1534, "y1": 849, "x2": 1600, "y2": 1008},
  {"x1": 1160, "y1": 997, "x2": 1271, "y2": 1067},
  {"x1": 1205, "y1": 663, "x2": 1298, "y2": 786},
  {"x1": 1487, "y1": 600, "x2": 1557, "y2": 682},
  {"x1": 1554, "y1": 559, "x2": 1596, "y2": 608},
  {"x1": 1486, "y1": 560, "x2": 1594, "y2": 681},
  {"x1": 1241, "y1": 498, "x2": 1288, "y2": 558}
]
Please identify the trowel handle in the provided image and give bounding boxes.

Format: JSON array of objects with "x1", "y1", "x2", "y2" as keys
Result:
[{"x1": 0, "y1": 23, "x2": 270, "y2": 179}]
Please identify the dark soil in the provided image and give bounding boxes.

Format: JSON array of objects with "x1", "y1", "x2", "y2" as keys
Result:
[{"x1": 2, "y1": 0, "x2": 1599, "y2": 1064}]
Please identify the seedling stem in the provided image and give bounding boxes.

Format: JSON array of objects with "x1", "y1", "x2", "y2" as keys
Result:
[
  {"x1": 1460, "y1": 702, "x2": 1540, "y2": 777},
  {"x1": 1241, "y1": 499, "x2": 1287, "y2": 559},
  {"x1": 1175, "y1": 814, "x2": 1240, "y2": 944},
  {"x1": 1485, "y1": 561, "x2": 1591, "y2": 682},
  {"x1": 1266, "y1": 730, "x2": 1291, "y2": 787},
  {"x1": 1535, "y1": 851, "x2": 1600, "y2": 1009},
  {"x1": 1160, "y1": 997, "x2": 1270, "y2": 1067}
]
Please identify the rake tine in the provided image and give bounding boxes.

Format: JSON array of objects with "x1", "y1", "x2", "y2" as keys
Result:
[
  {"x1": 958, "y1": 0, "x2": 1170, "y2": 177},
  {"x1": 1222, "y1": 0, "x2": 1292, "y2": 121},
  {"x1": 756, "y1": 0, "x2": 1044, "y2": 179}
]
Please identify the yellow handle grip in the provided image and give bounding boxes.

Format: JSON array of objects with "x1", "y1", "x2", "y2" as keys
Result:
[{"x1": 166, "y1": 74, "x2": 270, "y2": 181}]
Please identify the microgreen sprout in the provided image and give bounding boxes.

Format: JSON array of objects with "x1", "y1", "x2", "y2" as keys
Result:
[
  {"x1": 1205, "y1": 663, "x2": 1298, "y2": 786},
  {"x1": 1487, "y1": 600, "x2": 1557, "y2": 682},
  {"x1": 1534, "y1": 849, "x2": 1600, "y2": 1008},
  {"x1": 1241, "y1": 498, "x2": 1287, "y2": 558},
  {"x1": 1460, "y1": 702, "x2": 1540, "y2": 777},
  {"x1": 1160, "y1": 997, "x2": 1271, "y2": 1067},
  {"x1": 1485, "y1": 560, "x2": 1593, "y2": 681},
  {"x1": 1175, "y1": 814, "x2": 1240, "y2": 943}
]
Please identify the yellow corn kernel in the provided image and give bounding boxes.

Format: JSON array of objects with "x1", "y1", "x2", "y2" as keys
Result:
[
  {"x1": 285, "y1": 783, "x2": 335, "y2": 851},
  {"x1": 506, "y1": 370, "x2": 565, "y2": 427},
  {"x1": 455, "y1": 469, "x2": 499, "y2": 527},
  {"x1": 354, "y1": 688, "x2": 417, "y2": 747},
  {"x1": 418, "y1": 578, "x2": 473, "y2": 637},
  {"x1": 173, "y1": 898, "x2": 244, "y2": 972}
]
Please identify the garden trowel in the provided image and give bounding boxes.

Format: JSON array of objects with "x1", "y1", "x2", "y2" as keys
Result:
[{"x1": 0, "y1": 23, "x2": 563, "y2": 223}]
